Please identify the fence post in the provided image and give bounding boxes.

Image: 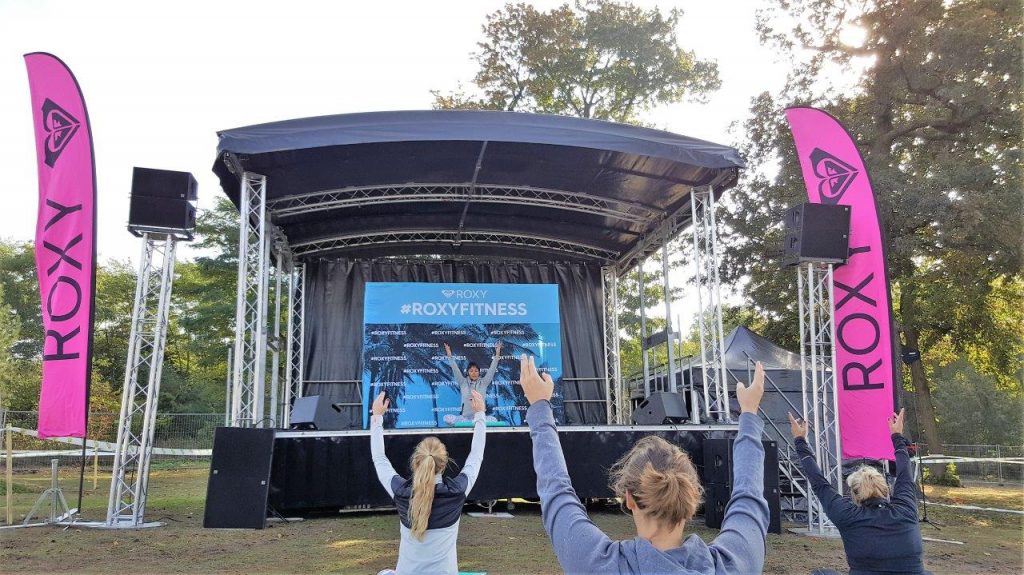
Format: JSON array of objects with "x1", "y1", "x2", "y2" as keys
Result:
[
  {"x1": 996, "y1": 445, "x2": 1003, "y2": 486},
  {"x1": 5, "y1": 424, "x2": 13, "y2": 525}
]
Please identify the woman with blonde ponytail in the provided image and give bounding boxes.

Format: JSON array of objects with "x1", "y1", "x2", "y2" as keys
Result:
[
  {"x1": 370, "y1": 389, "x2": 487, "y2": 575},
  {"x1": 521, "y1": 354, "x2": 770, "y2": 574}
]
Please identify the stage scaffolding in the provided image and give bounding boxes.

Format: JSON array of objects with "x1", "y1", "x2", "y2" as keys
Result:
[
  {"x1": 798, "y1": 262, "x2": 843, "y2": 536},
  {"x1": 105, "y1": 233, "x2": 178, "y2": 527},
  {"x1": 226, "y1": 172, "x2": 730, "y2": 430}
]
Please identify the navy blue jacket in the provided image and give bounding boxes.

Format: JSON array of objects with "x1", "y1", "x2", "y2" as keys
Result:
[{"x1": 795, "y1": 434, "x2": 925, "y2": 575}]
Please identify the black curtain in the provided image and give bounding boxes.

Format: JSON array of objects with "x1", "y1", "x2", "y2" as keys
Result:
[{"x1": 302, "y1": 259, "x2": 607, "y2": 424}]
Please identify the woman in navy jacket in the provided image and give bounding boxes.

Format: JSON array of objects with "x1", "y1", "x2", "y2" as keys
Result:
[{"x1": 790, "y1": 409, "x2": 927, "y2": 575}]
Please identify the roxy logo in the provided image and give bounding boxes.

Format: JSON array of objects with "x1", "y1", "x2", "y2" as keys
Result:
[
  {"x1": 809, "y1": 148, "x2": 858, "y2": 204},
  {"x1": 440, "y1": 289, "x2": 487, "y2": 299},
  {"x1": 41, "y1": 98, "x2": 80, "y2": 168}
]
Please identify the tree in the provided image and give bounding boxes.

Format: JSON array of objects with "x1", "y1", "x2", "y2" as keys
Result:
[
  {"x1": 724, "y1": 0, "x2": 1023, "y2": 469},
  {"x1": 432, "y1": 0, "x2": 720, "y2": 123},
  {"x1": 435, "y1": 1, "x2": 721, "y2": 388}
]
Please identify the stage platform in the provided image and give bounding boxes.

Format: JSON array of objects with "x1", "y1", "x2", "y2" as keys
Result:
[{"x1": 204, "y1": 423, "x2": 740, "y2": 528}]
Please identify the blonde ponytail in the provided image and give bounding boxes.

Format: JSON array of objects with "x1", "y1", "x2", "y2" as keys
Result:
[
  {"x1": 409, "y1": 436, "x2": 448, "y2": 540},
  {"x1": 610, "y1": 436, "x2": 703, "y2": 527}
]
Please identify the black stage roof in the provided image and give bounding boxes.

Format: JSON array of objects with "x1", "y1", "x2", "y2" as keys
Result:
[{"x1": 213, "y1": 110, "x2": 744, "y2": 268}]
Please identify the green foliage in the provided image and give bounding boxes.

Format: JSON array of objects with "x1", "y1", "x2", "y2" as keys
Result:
[
  {"x1": 724, "y1": 0, "x2": 1023, "y2": 457},
  {"x1": 923, "y1": 463, "x2": 962, "y2": 487},
  {"x1": 432, "y1": 0, "x2": 720, "y2": 123},
  {"x1": 928, "y1": 359, "x2": 1023, "y2": 446}
]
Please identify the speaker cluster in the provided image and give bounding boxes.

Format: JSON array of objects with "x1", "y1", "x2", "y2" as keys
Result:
[{"x1": 128, "y1": 167, "x2": 198, "y2": 240}]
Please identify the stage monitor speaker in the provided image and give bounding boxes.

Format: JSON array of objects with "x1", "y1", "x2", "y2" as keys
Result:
[
  {"x1": 203, "y1": 427, "x2": 275, "y2": 529},
  {"x1": 702, "y1": 481, "x2": 781, "y2": 534},
  {"x1": 781, "y1": 202, "x2": 851, "y2": 267},
  {"x1": 632, "y1": 391, "x2": 689, "y2": 425},
  {"x1": 289, "y1": 395, "x2": 352, "y2": 431},
  {"x1": 702, "y1": 438, "x2": 780, "y2": 489},
  {"x1": 131, "y1": 166, "x2": 198, "y2": 200},
  {"x1": 128, "y1": 167, "x2": 197, "y2": 238}
]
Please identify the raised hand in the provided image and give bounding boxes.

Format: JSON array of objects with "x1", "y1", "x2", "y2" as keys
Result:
[
  {"x1": 888, "y1": 408, "x2": 905, "y2": 436},
  {"x1": 519, "y1": 354, "x2": 553, "y2": 405},
  {"x1": 788, "y1": 412, "x2": 809, "y2": 440},
  {"x1": 444, "y1": 342, "x2": 452, "y2": 357},
  {"x1": 736, "y1": 361, "x2": 765, "y2": 414},
  {"x1": 494, "y1": 340, "x2": 503, "y2": 357},
  {"x1": 371, "y1": 391, "x2": 390, "y2": 417},
  {"x1": 470, "y1": 389, "x2": 485, "y2": 414}
]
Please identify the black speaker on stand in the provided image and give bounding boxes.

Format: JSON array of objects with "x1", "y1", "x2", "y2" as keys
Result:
[
  {"x1": 128, "y1": 167, "x2": 198, "y2": 240},
  {"x1": 781, "y1": 203, "x2": 851, "y2": 267}
]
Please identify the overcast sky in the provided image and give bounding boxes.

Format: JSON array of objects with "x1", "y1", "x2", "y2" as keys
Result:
[{"x1": 0, "y1": 0, "x2": 787, "y2": 331}]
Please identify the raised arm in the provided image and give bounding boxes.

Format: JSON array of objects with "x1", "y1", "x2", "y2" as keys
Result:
[
  {"x1": 790, "y1": 412, "x2": 856, "y2": 526},
  {"x1": 369, "y1": 392, "x2": 399, "y2": 498},
  {"x1": 522, "y1": 355, "x2": 619, "y2": 574},
  {"x1": 707, "y1": 363, "x2": 769, "y2": 575},
  {"x1": 480, "y1": 340, "x2": 502, "y2": 386},
  {"x1": 888, "y1": 409, "x2": 917, "y2": 516},
  {"x1": 461, "y1": 391, "x2": 488, "y2": 492},
  {"x1": 444, "y1": 343, "x2": 464, "y2": 382}
]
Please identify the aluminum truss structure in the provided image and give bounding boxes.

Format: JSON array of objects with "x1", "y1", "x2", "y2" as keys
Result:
[
  {"x1": 283, "y1": 262, "x2": 305, "y2": 428},
  {"x1": 268, "y1": 183, "x2": 662, "y2": 226},
  {"x1": 690, "y1": 187, "x2": 731, "y2": 422},
  {"x1": 291, "y1": 230, "x2": 618, "y2": 262},
  {"x1": 231, "y1": 173, "x2": 271, "y2": 428},
  {"x1": 601, "y1": 266, "x2": 623, "y2": 424},
  {"x1": 798, "y1": 262, "x2": 843, "y2": 536},
  {"x1": 230, "y1": 172, "x2": 307, "y2": 429},
  {"x1": 226, "y1": 170, "x2": 731, "y2": 430},
  {"x1": 105, "y1": 233, "x2": 178, "y2": 527}
]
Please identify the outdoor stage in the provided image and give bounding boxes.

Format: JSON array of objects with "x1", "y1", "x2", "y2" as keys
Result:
[{"x1": 204, "y1": 109, "x2": 766, "y2": 529}]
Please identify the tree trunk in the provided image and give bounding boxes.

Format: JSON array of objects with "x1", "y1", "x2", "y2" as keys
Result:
[{"x1": 899, "y1": 287, "x2": 945, "y2": 479}]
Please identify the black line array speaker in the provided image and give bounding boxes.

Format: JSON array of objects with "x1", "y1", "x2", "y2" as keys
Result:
[
  {"x1": 631, "y1": 391, "x2": 689, "y2": 425},
  {"x1": 203, "y1": 427, "x2": 275, "y2": 529},
  {"x1": 781, "y1": 202, "x2": 851, "y2": 267},
  {"x1": 289, "y1": 395, "x2": 352, "y2": 431},
  {"x1": 702, "y1": 438, "x2": 782, "y2": 533},
  {"x1": 128, "y1": 167, "x2": 197, "y2": 238}
]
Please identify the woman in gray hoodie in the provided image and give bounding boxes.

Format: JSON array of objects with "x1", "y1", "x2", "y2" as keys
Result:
[{"x1": 520, "y1": 354, "x2": 770, "y2": 575}]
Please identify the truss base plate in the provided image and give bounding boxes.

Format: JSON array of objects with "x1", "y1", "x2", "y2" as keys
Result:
[
  {"x1": 787, "y1": 526, "x2": 841, "y2": 539},
  {"x1": 73, "y1": 520, "x2": 165, "y2": 529}
]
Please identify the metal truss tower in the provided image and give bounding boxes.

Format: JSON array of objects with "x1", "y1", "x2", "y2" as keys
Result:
[
  {"x1": 105, "y1": 233, "x2": 178, "y2": 527},
  {"x1": 798, "y1": 262, "x2": 843, "y2": 535},
  {"x1": 690, "y1": 187, "x2": 731, "y2": 422},
  {"x1": 601, "y1": 266, "x2": 623, "y2": 424},
  {"x1": 231, "y1": 172, "x2": 271, "y2": 427}
]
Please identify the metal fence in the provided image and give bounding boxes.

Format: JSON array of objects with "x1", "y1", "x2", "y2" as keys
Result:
[
  {"x1": 919, "y1": 443, "x2": 1023, "y2": 485},
  {"x1": 2, "y1": 411, "x2": 220, "y2": 526}
]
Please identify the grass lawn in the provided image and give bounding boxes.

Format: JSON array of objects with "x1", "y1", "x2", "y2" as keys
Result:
[{"x1": 2, "y1": 466, "x2": 1021, "y2": 574}]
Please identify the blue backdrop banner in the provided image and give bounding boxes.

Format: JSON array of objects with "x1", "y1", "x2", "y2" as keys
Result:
[{"x1": 362, "y1": 282, "x2": 562, "y2": 429}]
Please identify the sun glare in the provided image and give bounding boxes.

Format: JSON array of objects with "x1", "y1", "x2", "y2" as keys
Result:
[{"x1": 839, "y1": 24, "x2": 868, "y2": 48}]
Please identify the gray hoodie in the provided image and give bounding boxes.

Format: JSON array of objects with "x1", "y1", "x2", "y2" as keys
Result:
[
  {"x1": 526, "y1": 401, "x2": 769, "y2": 575},
  {"x1": 447, "y1": 352, "x2": 499, "y2": 418}
]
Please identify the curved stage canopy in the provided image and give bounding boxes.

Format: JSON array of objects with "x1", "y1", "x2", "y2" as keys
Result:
[{"x1": 213, "y1": 110, "x2": 744, "y2": 268}]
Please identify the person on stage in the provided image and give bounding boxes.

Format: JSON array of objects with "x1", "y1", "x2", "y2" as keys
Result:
[
  {"x1": 790, "y1": 408, "x2": 927, "y2": 575},
  {"x1": 442, "y1": 340, "x2": 502, "y2": 425},
  {"x1": 370, "y1": 390, "x2": 487, "y2": 575},
  {"x1": 520, "y1": 353, "x2": 770, "y2": 574}
]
